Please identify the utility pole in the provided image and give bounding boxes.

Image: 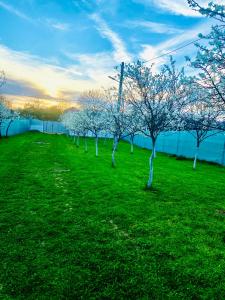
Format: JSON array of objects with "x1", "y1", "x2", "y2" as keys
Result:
[
  {"x1": 117, "y1": 62, "x2": 124, "y2": 112},
  {"x1": 108, "y1": 61, "x2": 125, "y2": 165},
  {"x1": 108, "y1": 62, "x2": 125, "y2": 112}
]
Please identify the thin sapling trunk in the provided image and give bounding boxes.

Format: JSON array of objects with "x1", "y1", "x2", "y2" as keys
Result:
[
  {"x1": 76, "y1": 134, "x2": 80, "y2": 148},
  {"x1": 130, "y1": 141, "x2": 134, "y2": 154},
  {"x1": 147, "y1": 141, "x2": 155, "y2": 189},
  {"x1": 112, "y1": 136, "x2": 118, "y2": 167},
  {"x1": 95, "y1": 136, "x2": 99, "y2": 157},
  {"x1": 6, "y1": 119, "x2": 13, "y2": 137},
  {"x1": 153, "y1": 147, "x2": 156, "y2": 158},
  {"x1": 73, "y1": 131, "x2": 76, "y2": 143},
  {"x1": 84, "y1": 136, "x2": 88, "y2": 153},
  {"x1": 193, "y1": 142, "x2": 200, "y2": 170},
  {"x1": 130, "y1": 135, "x2": 134, "y2": 154}
]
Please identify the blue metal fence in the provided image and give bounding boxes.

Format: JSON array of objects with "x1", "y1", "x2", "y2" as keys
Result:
[
  {"x1": 0, "y1": 118, "x2": 67, "y2": 137},
  {"x1": 0, "y1": 119, "x2": 31, "y2": 137},
  {"x1": 30, "y1": 119, "x2": 67, "y2": 134},
  {"x1": 1, "y1": 118, "x2": 225, "y2": 166},
  {"x1": 126, "y1": 131, "x2": 225, "y2": 166}
]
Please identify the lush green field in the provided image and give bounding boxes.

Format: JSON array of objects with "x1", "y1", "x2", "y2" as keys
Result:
[{"x1": 0, "y1": 132, "x2": 225, "y2": 299}]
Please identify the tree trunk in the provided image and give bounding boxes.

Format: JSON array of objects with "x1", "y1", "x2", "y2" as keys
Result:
[
  {"x1": 130, "y1": 141, "x2": 134, "y2": 154},
  {"x1": 153, "y1": 147, "x2": 156, "y2": 158},
  {"x1": 113, "y1": 135, "x2": 118, "y2": 151},
  {"x1": 84, "y1": 136, "x2": 88, "y2": 153},
  {"x1": 95, "y1": 136, "x2": 98, "y2": 157},
  {"x1": 112, "y1": 136, "x2": 118, "y2": 167},
  {"x1": 130, "y1": 135, "x2": 134, "y2": 154},
  {"x1": 76, "y1": 135, "x2": 80, "y2": 147},
  {"x1": 193, "y1": 146, "x2": 199, "y2": 170},
  {"x1": 147, "y1": 142, "x2": 155, "y2": 189},
  {"x1": 6, "y1": 120, "x2": 13, "y2": 137}
]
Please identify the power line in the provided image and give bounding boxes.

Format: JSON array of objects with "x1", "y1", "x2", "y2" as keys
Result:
[
  {"x1": 143, "y1": 37, "x2": 202, "y2": 64},
  {"x1": 109, "y1": 37, "x2": 203, "y2": 110}
]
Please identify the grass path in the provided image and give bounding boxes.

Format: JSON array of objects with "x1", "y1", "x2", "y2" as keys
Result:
[{"x1": 0, "y1": 132, "x2": 225, "y2": 299}]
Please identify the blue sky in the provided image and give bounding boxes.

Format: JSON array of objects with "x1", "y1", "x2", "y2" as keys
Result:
[{"x1": 0, "y1": 0, "x2": 220, "y2": 104}]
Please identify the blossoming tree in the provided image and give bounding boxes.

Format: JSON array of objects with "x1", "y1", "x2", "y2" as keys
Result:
[
  {"x1": 186, "y1": 1, "x2": 225, "y2": 111},
  {"x1": 124, "y1": 58, "x2": 187, "y2": 188},
  {"x1": 105, "y1": 88, "x2": 131, "y2": 167},
  {"x1": 78, "y1": 90, "x2": 108, "y2": 157}
]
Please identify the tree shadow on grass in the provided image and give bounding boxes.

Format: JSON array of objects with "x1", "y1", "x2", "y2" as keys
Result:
[{"x1": 143, "y1": 185, "x2": 159, "y2": 194}]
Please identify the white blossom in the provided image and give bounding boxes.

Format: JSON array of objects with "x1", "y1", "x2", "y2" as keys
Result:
[
  {"x1": 124, "y1": 57, "x2": 187, "y2": 188},
  {"x1": 182, "y1": 84, "x2": 221, "y2": 169},
  {"x1": 186, "y1": 1, "x2": 225, "y2": 112}
]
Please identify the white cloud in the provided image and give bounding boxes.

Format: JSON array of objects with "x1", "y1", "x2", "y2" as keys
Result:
[
  {"x1": 0, "y1": 44, "x2": 112, "y2": 100},
  {"x1": 0, "y1": 1, "x2": 71, "y2": 32},
  {"x1": 139, "y1": 18, "x2": 215, "y2": 69},
  {"x1": 64, "y1": 51, "x2": 120, "y2": 87},
  {"x1": 46, "y1": 19, "x2": 71, "y2": 31},
  {"x1": 135, "y1": 0, "x2": 224, "y2": 17},
  {"x1": 125, "y1": 20, "x2": 183, "y2": 34},
  {"x1": 0, "y1": 0, "x2": 32, "y2": 22},
  {"x1": 90, "y1": 13, "x2": 132, "y2": 62}
]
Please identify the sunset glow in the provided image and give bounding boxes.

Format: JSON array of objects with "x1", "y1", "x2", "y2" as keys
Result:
[{"x1": 0, "y1": 0, "x2": 217, "y2": 106}]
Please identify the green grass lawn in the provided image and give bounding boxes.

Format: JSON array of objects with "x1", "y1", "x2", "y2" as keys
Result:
[{"x1": 0, "y1": 132, "x2": 225, "y2": 299}]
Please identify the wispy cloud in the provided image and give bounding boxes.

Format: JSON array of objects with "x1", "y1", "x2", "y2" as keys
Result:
[
  {"x1": 46, "y1": 19, "x2": 71, "y2": 32},
  {"x1": 125, "y1": 20, "x2": 183, "y2": 34},
  {"x1": 65, "y1": 51, "x2": 120, "y2": 84},
  {"x1": 0, "y1": 0, "x2": 32, "y2": 22},
  {"x1": 139, "y1": 18, "x2": 215, "y2": 69},
  {"x1": 90, "y1": 13, "x2": 131, "y2": 62},
  {"x1": 135, "y1": 0, "x2": 224, "y2": 17},
  {"x1": 0, "y1": 1, "x2": 71, "y2": 32},
  {"x1": 0, "y1": 44, "x2": 106, "y2": 99},
  {"x1": 1, "y1": 0, "x2": 220, "y2": 103}
]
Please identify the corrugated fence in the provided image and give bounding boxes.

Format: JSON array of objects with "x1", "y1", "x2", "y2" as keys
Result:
[
  {"x1": 1, "y1": 118, "x2": 225, "y2": 166},
  {"x1": 0, "y1": 118, "x2": 67, "y2": 137},
  {"x1": 30, "y1": 119, "x2": 67, "y2": 134},
  {"x1": 127, "y1": 131, "x2": 225, "y2": 166},
  {"x1": 0, "y1": 119, "x2": 31, "y2": 137}
]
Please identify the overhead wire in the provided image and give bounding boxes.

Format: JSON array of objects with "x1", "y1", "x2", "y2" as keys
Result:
[{"x1": 142, "y1": 37, "x2": 202, "y2": 64}]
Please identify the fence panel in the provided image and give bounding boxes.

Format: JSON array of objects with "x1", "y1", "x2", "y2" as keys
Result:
[
  {"x1": 2, "y1": 118, "x2": 225, "y2": 166},
  {"x1": 1, "y1": 119, "x2": 31, "y2": 137},
  {"x1": 30, "y1": 119, "x2": 67, "y2": 134},
  {"x1": 126, "y1": 131, "x2": 225, "y2": 166}
]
